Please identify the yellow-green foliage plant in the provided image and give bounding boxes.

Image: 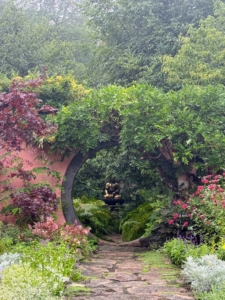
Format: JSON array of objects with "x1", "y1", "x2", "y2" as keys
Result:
[
  {"x1": 0, "y1": 73, "x2": 89, "y2": 108},
  {"x1": 0, "y1": 263, "x2": 60, "y2": 300},
  {"x1": 39, "y1": 74, "x2": 89, "y2": 108}
]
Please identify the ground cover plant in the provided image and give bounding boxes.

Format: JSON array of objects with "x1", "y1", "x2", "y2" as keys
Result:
[
  {"x1": 0, "y1": 218, "x2": 94, "y2": 298},
  {"x1": 164, "y1": 235, "x2": 225, "y2": 297},
  {"x1": 196, "y1": 282, "x2": 225, "y2": 300},
  {"x1": 182, "y1": 255, "x2": 225, "y2": 292},
  {"x1": 163, "y1": 238, "x2": 211, "y2": 267}
]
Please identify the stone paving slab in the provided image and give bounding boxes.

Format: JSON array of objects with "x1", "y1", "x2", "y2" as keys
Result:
[
  {"x1": 106, "y1": 273, "x2": 139, "y2": 281},
  {"x1": 65, "y1": 242, "x2": 195, "y2": 300}
]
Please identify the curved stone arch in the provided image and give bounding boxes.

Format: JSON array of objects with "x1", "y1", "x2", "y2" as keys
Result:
[{"x1": 61, "y1": 140, "x2": 119, "y2": 224}]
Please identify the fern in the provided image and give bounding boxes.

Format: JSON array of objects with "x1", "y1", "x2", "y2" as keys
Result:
[
  {"x1": 73, "y1": 196, "x2": 111, "y2": 236},
  {"x1": 120, "y1": 200, "x2": 163, "y2": 242}
]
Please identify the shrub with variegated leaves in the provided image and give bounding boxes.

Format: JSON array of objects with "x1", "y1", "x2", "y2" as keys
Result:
[
  {"x1": 60, "y1": 222, "x2": 90, "y2": 253},
  {"x1": 28, "y1": 216, "x2": 59, "y2": 240}
]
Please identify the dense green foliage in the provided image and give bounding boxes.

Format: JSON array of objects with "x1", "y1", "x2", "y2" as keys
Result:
[
  {"x1": 73, "y1": 147, "x2": 163, "y2": 201},
  {"x1": 52, "y1": 83, "x2": 225, "y2": 173},
  {"x1": 0, "y1": 0, "x2": 92, "y2": 79},
  {"x1": 120, "y1": 198, "x2": 164, "y2": 242},
  {"x1": 39, "y1": 75, "x2": 89, "y2": 108},
  {"x1": 84, "y1": 0, "x2": 216, "y2": 87},
  {"x1": 73, "y1": 196, "x2": 111, "y2": 236},
  {"x1": 163, "y1": 1, "x2": 225, "y2": 87}
]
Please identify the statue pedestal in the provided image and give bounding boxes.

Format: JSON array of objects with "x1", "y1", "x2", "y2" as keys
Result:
[{"x1": 103, "y1": 198, "x2": 124, "y2": 206}]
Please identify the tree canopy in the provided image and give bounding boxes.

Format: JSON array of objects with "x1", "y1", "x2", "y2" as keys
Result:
[
  {"x1": 84, "y1": 0, "x2": 217, "y2": 88},
  {"x1": 0, "y1": 0, "x2": 92, "y2": 79},
  {"x1": 163, "y1": 0, "x2": 225, "y2": 87},
  {"x1": 49, "y1": 83, "x2": 225, "y2": 186}
]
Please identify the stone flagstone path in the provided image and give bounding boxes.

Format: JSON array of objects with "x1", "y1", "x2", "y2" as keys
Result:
[{"x1": 64, "y1": 236, "x2": 195, "y2": 300}]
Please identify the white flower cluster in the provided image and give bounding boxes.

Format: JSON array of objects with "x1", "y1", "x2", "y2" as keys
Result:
[{"x1": 182, "y1": 254, "x2": 225, "y2": 292}]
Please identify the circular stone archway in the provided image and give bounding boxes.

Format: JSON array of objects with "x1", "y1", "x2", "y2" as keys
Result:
[
  {"x1": 61, "y1": 140, "x2": 119, "y2": 224},
  {"x1": 61, "y1": 140, "x2": 177, "y2": 247}
]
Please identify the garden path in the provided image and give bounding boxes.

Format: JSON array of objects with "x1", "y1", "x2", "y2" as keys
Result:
[{"x1": 64, "y1": 235, "x2": 195, "y2": 300}]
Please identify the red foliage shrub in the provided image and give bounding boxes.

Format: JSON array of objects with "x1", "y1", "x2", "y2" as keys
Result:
[
  {"x1": 11, "y1": 186, "x2": 58, "y2": 224},
  {"x1": 29, "y1": 216, "x2": 59, "y2": 240}
]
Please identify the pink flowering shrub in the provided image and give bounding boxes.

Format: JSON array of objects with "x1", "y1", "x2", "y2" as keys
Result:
[
  {"x1": 168, "y1": 173, "x2": 225, "y2": 242},
  {"x1": 167, "y1": 198, "x2": 191, "y2": 228},
  {"x1": 189, "y1": 173, "x2": 225, "y2": 240},
  {"x1": 29, "y1": 217, "x2": 91, "y2": 256}
]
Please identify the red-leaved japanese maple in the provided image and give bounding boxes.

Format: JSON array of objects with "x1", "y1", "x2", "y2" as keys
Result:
[
  {"x1": 11, "y1": 186, "x2": 58, "y2": 225},
  {"x1": 0, "y1": 76, "x2": 56, "y2": 151},
  {"x1": 0, "y1": 76, "x2": 59, "y2": 224}
]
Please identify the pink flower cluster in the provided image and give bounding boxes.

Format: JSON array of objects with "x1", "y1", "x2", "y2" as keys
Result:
[
  {"x1": 188, "y1": 173, "x2": 225, "y2": 230},
  {"x1": 168, "y1": 174, "x2": 225, "y2": 231},
  {"x1": 168, "y1": 199, "x2": 189, "y2": 227},
  {"x1": 29, "y1": 217, "x2": 90, "y2": 248},
  {"x1": 173, "y1": 199, "x2": 188, "y2": 210}
]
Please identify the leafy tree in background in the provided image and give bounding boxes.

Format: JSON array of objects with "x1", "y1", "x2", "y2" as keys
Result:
[
  {"x1": 0, "y1": 0, "x2": 93, "y2": 80},
  {"x1": 163, "y1": 0, "x2": 225, "y2": 88},
  {"x1": 15, "y1": 0, "x2": 94, "y2": 81},
  {"x1": 84, "y1": 0, "x2": 216, "y2": 88}
]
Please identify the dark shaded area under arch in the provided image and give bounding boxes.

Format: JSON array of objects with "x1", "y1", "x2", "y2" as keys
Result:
[{"x1": 61, "y1": 140, "x2": 119, "y2": 224}]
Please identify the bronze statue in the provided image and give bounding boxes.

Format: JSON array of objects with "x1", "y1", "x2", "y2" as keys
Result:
[{"x1": 104, "y1": 180, "x2": 121, "y2": 200}]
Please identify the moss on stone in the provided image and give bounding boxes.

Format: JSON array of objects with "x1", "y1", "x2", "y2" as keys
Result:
[{"x1": 63, "y1": 283, "x2": 91, "y2": 297}]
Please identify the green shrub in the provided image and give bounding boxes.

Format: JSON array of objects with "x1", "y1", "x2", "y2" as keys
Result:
[
  {"x1": 196, "y1": 282, "x2": 225, "y2": 300},
  {"x1": 163, "y1": 238, "x2": 211, "y2": 266},
  {"x1": 164, "y1": 238, "x2": 187, "y2": 266},
  {"x1": 0, "y1": 73, "x2": 11, "y2": 92},
  {"x1": 216, "y1": 243, "x2": 225, "y2": 261},
  {"x1": 120, "y1": 200, "x2": 163, "y2": 242},
  {"x1": 0, "y1": 238, "x2": 13, "y2": 255},
  {"x1": 13, "y1": 241, "x2": 80, "y2": 295},
  {"x1": 0, "y1": 223, "x2": 21, "y2": 244},
  {"x1": 0, "y1": 263, "x2": 60, "y2": 300},
  {"x1": 186, "y1": 243, "x2": 210, "y2": 259},
  {"x1": 39, "y1": 75, "x2": 89, "y2": 108},
  {"x1": 73, "y1": 196, "x2": 111, "y2": 236}
]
